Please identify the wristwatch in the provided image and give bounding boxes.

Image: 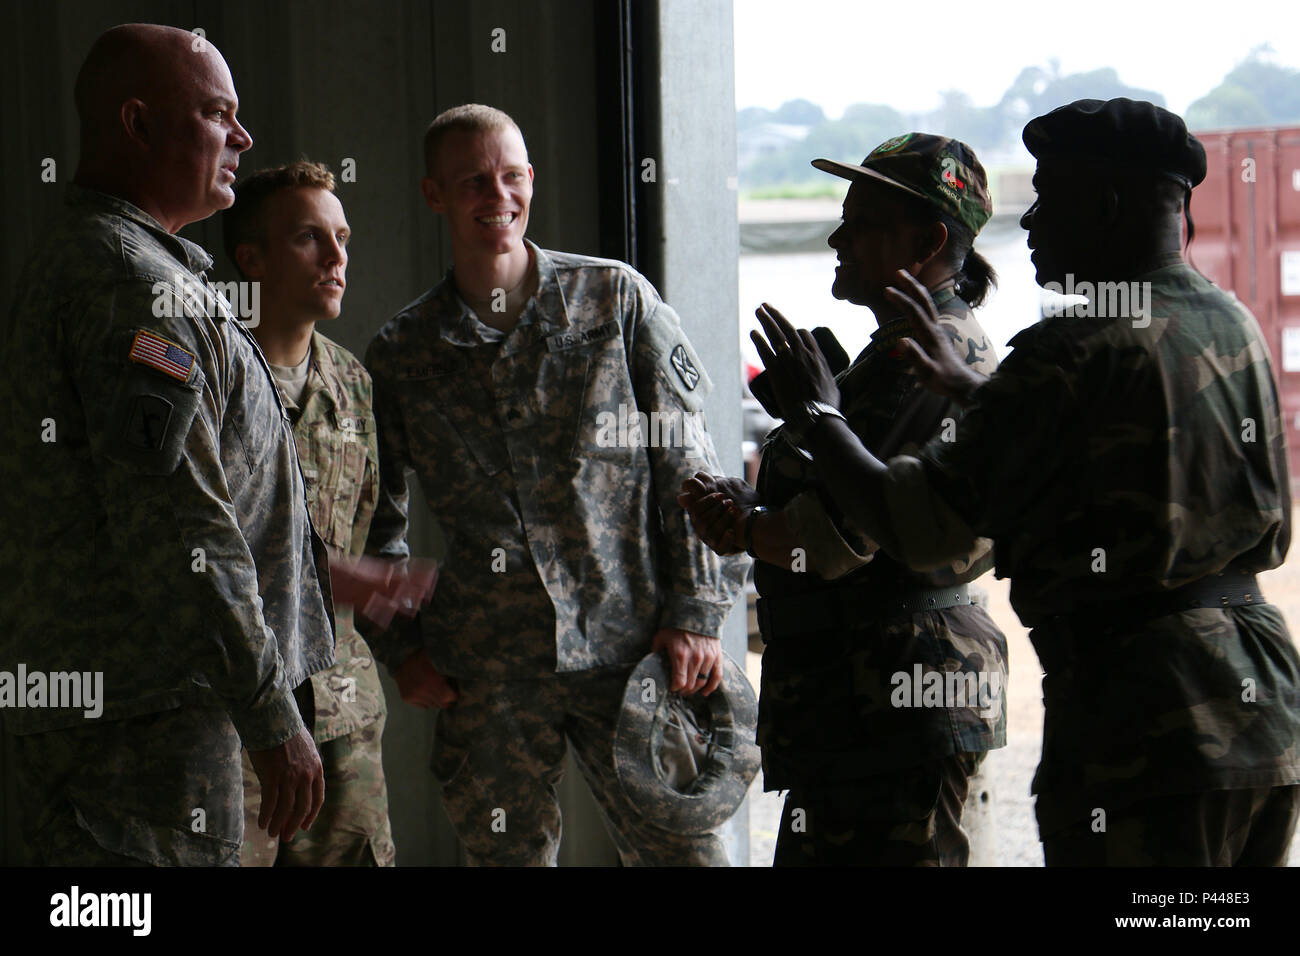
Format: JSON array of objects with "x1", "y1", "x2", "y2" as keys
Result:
[
  {"x1": 744, "y1": 505, "x2": 769, "y2": 559},
  {"x1": 782, "y1": 400, "x2": 847, "y2": 449}
]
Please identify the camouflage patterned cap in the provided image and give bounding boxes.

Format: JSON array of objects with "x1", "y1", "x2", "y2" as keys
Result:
[
  {"x1": 613, "y1": 651, "x2": 760, "y2": 835},
  {"x1": 1022, "y1": 97, "x2": 1207, "y2": 190},
  {"x1": 813, "y1": 133, "x2": 993, "y2": 235}
]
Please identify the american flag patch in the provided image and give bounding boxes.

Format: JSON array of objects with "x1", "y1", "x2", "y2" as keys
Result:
[{"x1": 128, "y1": 330, "x2": 195, "y2": 382}]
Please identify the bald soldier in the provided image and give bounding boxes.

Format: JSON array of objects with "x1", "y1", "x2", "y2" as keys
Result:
[
  {"x1": 0, "y1": 24, "x2": 332, "y2": 865},
  {"x1": 752, "y1": 99, "x2": 1300, "y2": 866}
]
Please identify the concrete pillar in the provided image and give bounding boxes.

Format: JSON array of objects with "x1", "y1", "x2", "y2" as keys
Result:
[{"x1": 635, "y1": 0, "x2": 749, "y2": 865}]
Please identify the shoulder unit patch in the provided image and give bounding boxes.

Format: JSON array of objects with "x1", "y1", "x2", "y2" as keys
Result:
[{"x1": 670, "y1": 343, "x2": 700, "y2": 391}]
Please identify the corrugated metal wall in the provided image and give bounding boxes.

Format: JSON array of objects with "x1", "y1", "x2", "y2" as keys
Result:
[
  {"x1": 0, "y1": 0, "x2": 746, "y2": 866},
  {"x1": 1191, "y1": 126, "x2": 1300, "y2": 495}
]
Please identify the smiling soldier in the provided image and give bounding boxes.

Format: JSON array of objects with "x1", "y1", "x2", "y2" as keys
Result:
[
  {"x1": 361, "y1": 104, "x2": 749, "y2": 865},
  {"x1": 681, "y1": 133, "x2": 1008, "y2": 866}
]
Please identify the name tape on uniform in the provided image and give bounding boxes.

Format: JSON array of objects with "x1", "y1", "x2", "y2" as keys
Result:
[{"x1": 546, "y1": 321, "x2": 619, "y2": 353}]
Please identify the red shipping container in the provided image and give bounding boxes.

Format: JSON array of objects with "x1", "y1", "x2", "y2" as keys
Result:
[{"x1": 1190, "y1": 126, "x2": 1300, "y2": 496}]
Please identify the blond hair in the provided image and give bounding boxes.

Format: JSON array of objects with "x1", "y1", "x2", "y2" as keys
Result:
[{"x1": 423, "y1": 104, "x2": 524, "y2": 178}]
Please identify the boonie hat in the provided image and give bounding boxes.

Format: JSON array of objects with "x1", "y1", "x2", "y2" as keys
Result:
[{"x1": 613, "y1": 650, "x2": 761, "y2": 834}]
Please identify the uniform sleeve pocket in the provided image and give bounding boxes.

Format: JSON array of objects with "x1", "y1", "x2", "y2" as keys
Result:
[
  {"x1": 103, "y1": 362, "x2": 205, "y2": 475},
  {"x1": 572, "y1": 342, "x2": 641, "y2": 464}
]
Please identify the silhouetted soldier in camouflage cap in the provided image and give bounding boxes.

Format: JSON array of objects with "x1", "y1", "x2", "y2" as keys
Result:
[
  {"x1": 361, "y1": 104, "x2": 749, "y2": 865},
  {"x1": 683, "y1": 133, "x2": 1009, "y2": 866}
]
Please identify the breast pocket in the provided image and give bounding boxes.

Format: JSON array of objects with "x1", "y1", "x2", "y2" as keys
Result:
[
  {"x1": 421, "y1": 374, "x2": 510, "y2": 477},
  {"x1": 302, "y1": 415, "x2": 373, "y2": 550}
]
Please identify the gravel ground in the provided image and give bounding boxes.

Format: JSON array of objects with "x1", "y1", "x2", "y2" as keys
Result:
[{"x1": 746, "y1": 544, "x2": 1300, "y2": 867}]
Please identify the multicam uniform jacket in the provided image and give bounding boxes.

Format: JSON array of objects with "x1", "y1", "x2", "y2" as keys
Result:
[
  {"x1": 291, "y1": 332, "x2": 386, "y2": 742},
  {"x1": 363, "y1": 240, "x2": 748, "y2": 679},
  {"x1": 0, "y1": 186, "x2": 334, "y2": 748},
  {"x1": 755, "y1": 280, "x2": 1007, "y2": 788},
  {"x1": 872, "y1": 262, "x2": 1300, "y2": 829}
]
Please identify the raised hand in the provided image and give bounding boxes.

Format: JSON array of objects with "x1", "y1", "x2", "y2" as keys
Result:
[
  {"x1": 885, "y1": 269, "x2": 988, "y2": 403},
  {"x1": 750, "y1": 302, "x2": 841, "y2": 424}
]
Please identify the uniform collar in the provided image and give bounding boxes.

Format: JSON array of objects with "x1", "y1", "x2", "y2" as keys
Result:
[
  {"x1": 64, "y1": 183, "x2": 214, "y2": 276},
  {"x1": 304, "y1": 331, "x2": 350, "y2": 416},
  {"x1": 429, "y1": 239, "x2": 571, "y2": 352},
  {"x1": 867, "y1": 276, "x2": 963, "y2": 351}
]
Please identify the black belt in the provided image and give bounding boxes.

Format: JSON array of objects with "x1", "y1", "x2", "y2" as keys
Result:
[
  {"x1": 757, "y1": 583, "x2": 972, "y2": 643},
  {"x1": 1033, "y1": 571, "x2": 1266, "y2": 673},
  {"x1": 1047, "y1": 571, "x2": 1264, "y2": 632}
]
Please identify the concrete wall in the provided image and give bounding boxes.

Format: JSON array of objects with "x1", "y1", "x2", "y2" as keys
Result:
[{"x1": 0, "y1": 0, "x2": 745, "y2": 865}]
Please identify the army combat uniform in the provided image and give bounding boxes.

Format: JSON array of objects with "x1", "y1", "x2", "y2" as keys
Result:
[
  {"x1": 364, "y1": 240, "x2": 748, "y2": 866},
  {"x1": 756, "y1": 280, "x2": 1008, "y2": 866},
  {"x1": 0, "y1": 186, "x2": 334, "y2": 866},
  {"x1": 240, "y1": 332, "x2": 396, "y2": 867},
  {"x1": 869, "y1": 262, "x2": 1300, "y2": 864}
]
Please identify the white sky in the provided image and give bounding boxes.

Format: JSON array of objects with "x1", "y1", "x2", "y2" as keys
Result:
[{"x1": 733, "y1": 0, "x2": 1300, "y2": 118}]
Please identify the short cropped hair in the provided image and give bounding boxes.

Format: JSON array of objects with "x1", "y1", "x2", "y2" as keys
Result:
[
  {"x1": 423, "y1": 103, "x2": 524, "y2": 179},
  {"x1": 223, "y1": 160, "x2": 336, "y2": 277}
]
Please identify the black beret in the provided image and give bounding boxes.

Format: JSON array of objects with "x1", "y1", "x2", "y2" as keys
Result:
[{"x1": 1023, "y1": 97, "x2": 1207, "y2": 189}]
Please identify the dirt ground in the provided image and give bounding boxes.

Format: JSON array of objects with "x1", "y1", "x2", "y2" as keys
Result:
[{"x1": 745, "y1": 540, "x2": 1300, "y2": 867}]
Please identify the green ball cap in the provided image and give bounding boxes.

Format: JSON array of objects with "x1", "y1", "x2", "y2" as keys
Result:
[{"x1": 813, "y1": 132, "x2": 994, "y2": 236}]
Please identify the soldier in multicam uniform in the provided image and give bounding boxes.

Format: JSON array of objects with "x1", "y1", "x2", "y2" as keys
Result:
[
  {"x1": 681, "y1": 135, "x2": 1008, "y2": 866},
  {"x1": 223, "y1": 161, "x2": 403, "y2": 866},
  {"x1": 0, "y1": 25, "x2": 333, "y2": 864},
  {"x1": 753, "y1": 98, "x2": 1300, "y2": 865},
  {"x1": 363, "y1": 104, "x2": 749, "y2": 866}
]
